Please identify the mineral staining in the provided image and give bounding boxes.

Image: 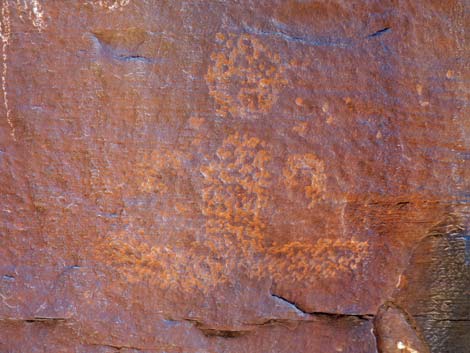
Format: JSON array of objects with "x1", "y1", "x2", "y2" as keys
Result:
[
  {"x1": 1, "y1": 0, "x2": 47, "y2": 140},
  {"x1": 90, "y1": 0, "x2": 131, "y2": 11}
]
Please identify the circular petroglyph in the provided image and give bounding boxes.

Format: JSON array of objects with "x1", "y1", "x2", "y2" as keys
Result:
[{"x1": 205, "y1": 32, "x2": 288, "y2": 119}]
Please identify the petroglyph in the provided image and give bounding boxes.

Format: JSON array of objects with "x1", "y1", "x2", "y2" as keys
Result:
[
  {"x1": 101, "y1": 232, "x2": 369, "y2": 294},
  {"x1": 205, "y1": 32, "x2": 288, "y2": 119},
  {"x1": 98, "y1": 134, "x2": 368, "y2": 294},
  {"x1": 283, "y1": 153, "x2": 327, "y2": 208},
  {"x1": 200, "y1": 132, "x2": 272, "y2": 255},
  {"x1": 101, "y1": 234, "x2": 225, "y2": 292},
  {"x1": 268, "y1": 239, "x2": 369, "y2": 282}
]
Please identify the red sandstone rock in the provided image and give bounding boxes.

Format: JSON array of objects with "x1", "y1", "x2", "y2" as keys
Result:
[{"x1": 0, "y1": 1, "x2": 468, "y2": 352}]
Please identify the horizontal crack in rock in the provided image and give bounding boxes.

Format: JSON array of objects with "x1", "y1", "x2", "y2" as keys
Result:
[
  {"x1": 271, "y1": 293, "x2": 374, "y2": 320},
  {"x1": 177, "y1": 317, "x2": 251, "y2": 338},
  {"x1": 86, "y1": 343, "x2": 179, "y2": 352},
  {"x1": 367, "y1": 27, "x2": 391, "y2": 38},
  {"x1": 0, "y1": 317, "x2": 67, "y2": 323},
  {"x1": 173, "y1": 292, "x2": 377, "y2": 339}
]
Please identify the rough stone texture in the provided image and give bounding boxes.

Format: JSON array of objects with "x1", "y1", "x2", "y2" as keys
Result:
[
  {"x1": 374, "y1": 304, "x2": 430, "y2": 353},
  {"x1": 391, "y1": 218, "x2": 470, "y2": 353},
  {"x1": 0, "y1": 0, "x2": 468, "y2": 352}
]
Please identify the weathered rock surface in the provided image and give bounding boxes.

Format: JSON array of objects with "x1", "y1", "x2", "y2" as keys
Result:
[{"x1": 0, "y1": 0, "x2": 468, "y2": 352}]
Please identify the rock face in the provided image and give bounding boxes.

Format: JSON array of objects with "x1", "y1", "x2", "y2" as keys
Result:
[{"x1": 0, "y1": 1, "x2": 468, "y2": 352}]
